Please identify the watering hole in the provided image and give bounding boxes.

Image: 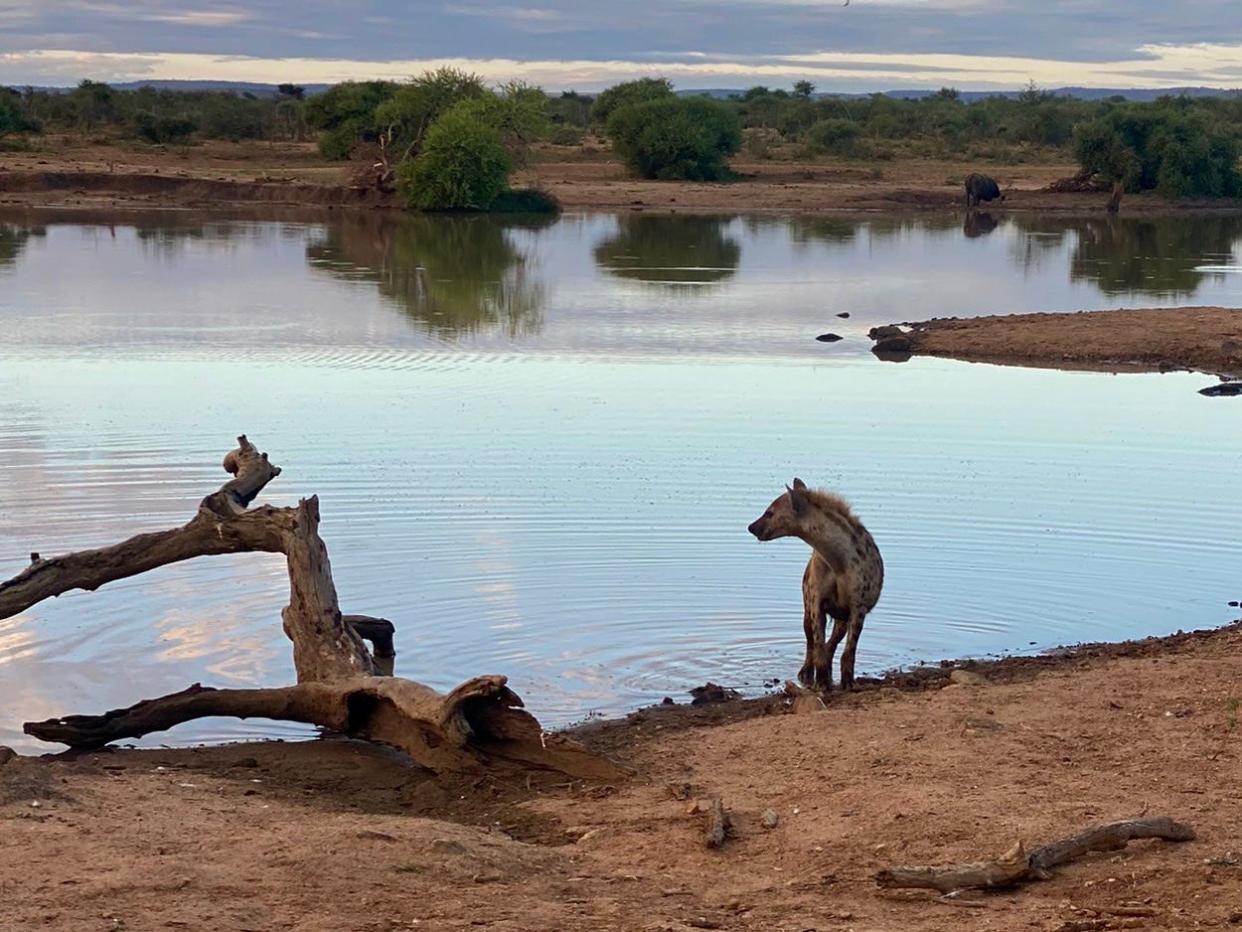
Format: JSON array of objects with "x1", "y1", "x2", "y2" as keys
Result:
[{"x1": 1, "y1": 208, "x2": 1240, "y2": 749}]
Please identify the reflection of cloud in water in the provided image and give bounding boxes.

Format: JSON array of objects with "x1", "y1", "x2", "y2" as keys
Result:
[{"x1": 0, "y1": 616, "x2": 37, "y2": 667}]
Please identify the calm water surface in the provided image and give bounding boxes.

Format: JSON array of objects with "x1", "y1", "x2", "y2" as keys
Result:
[{"x1": 1, "y1": 209, "x2": 1240, "y2": 750}]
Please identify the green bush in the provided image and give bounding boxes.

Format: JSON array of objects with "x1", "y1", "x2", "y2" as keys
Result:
[
  {"x1": 802, "y1": 118, "x2": 867, "y2": 157},
  {"x1": 590, "y1": 77, "x2": 673, "y2": 125},
  {"x1": 547, "y1": 124, "x2": 584, "y2": 146},
  {"x1": 373, "y1": 67, "x2": 487, "y2": 162},
  {"x1": 304, "y1": 81, "x2": 398, "y2": 159},
  {"x1": 133, "y1": 110, "x2": 197, "y2": 144},
  {"x1": 0, "y1": 91, "x2": 39, "y2": 139},
  {"x1": 605, "y1": 96, "x2": 741, "y2": 181},
  {"x1": 1073, "y1": 105, "x2": 1241, "y2": 198},
  {"x1": 396, "y1": 108, "x2": 511, "y2": 210}
]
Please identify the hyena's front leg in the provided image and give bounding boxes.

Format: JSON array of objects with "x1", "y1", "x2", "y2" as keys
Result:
[
  {"x1": 798, "y1": 602, "x2": 823, "y2": 687},
  {"x1": 839, "y1": 610, "x2": 866, "y2": 691}
]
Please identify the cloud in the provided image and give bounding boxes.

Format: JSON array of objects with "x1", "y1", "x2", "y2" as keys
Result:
[
  {"x1": 442, "y1": 4, "x2": 596, "y2": 34},
  {"x1": 3, "y1": 43, "x2": 1242, "y2": 91},
  {"x1": 67, "y1": 2, "x2": 253, "y2": 27}
]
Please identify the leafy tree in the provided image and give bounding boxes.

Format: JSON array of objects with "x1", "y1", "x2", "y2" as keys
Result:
[
  {"x1": 395, "y1": 106, "x2": 511, "y2": 210},
  {"x1": 793, "y1": 80, "x2": 815, "y2": 99},
  {"x1": 304, "y1": 80, "x2": 398, "y2": 159},
  {"x1": 277, "y1": 83, "x2": 305, "y2": 100},
  {"x1": 69, "y1": 80, "x2": 117, "y2": 130},
  {"x1": 449, "y1": 81, "x2": 548, "y2": 163},
  {"x1": 133, "y1": 110, "x2": 197, "y2": 144},
  {"x1": 1073, "y1": 120, "x2": 1138, "y2": 189},
  {"x1": 802, "y1": 118, "x2": 866, "y2": 157},
  {"x1": 0, "y1": 89, "x2": 39, "y2": 140},
  {"x1": 590, "y1": 77, "x2": 673, "y2": 125},
  {"x1": 373, "y1": 67, "x2": 487, "y2": 166},
  {"x1": 606, "y1": 96, "x2": 741, "y2": 180},
  {"x1": 1074, "y1": 105, "x2": 1241, "y2": 197},
  {"x1": 548, "y1": 90, "x2": 592, "y2": 127}
]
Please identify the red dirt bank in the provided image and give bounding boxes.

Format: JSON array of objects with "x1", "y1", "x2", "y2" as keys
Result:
[{"x1": 3, "y1": 622, "x2": 1242, "y2": 931}]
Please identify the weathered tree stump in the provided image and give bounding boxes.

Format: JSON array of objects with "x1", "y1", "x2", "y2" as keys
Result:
[{"x1": 9, "y1": 436, "x2": 624, "y2": 781}]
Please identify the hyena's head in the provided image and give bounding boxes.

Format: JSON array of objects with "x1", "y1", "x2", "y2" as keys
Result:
[{"x1": 748, "y1": 478, "x2": 812, "y2": 542}]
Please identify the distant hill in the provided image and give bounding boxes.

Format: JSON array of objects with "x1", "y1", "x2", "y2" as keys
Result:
[
  {"x1": 107, "y1": 80, "x2": 333, "y2": 96},
  {"x1": 679, "y1": 86, "x2": 1242, "y2": 102},
  {"x1": 15, "y1": 80, "x2": 332, "y2": 96},
  {"x1": 17, "y1": 79, "x2": 1242, "y2": 101}
]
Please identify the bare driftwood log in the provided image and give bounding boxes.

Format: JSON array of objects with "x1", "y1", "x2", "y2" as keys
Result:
[
  {"x1": 876, "y1": 817, "x2": 1195, "y2": 894},
  {"x1": 12, "y1": 436, "x2": 624, "y2": 781}
]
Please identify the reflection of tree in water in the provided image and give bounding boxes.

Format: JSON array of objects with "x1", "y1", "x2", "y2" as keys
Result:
[
  {"x1": 134, "y1": 222, "x2": 280, "y2": 260},
  {"x1": 1007, "y1": 215, "x2": 1242, "y2": 297},
  {"x1": 594, "y1": 215, "x2": 740, "y2": 287},
  {"x1": 1006, "y1": 216, "x2": 1071, "y2": 275},
  {"x1": 307, "y1": 213, "x2": 549, "y2": 338},
  {"x1": 1064, "y1": 215, "x2": 1242, "y2": 298},
  {"x1": 0, "y1": 224, "x2": 46, "y2": 270}
]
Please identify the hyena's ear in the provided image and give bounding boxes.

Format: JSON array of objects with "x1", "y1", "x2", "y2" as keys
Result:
[
  {"x1": 786, "y1": 483, "x2": 808, "y2": 515},
  {"x1": 791, "y1": 478, "x2": 807, "y2": 491}
]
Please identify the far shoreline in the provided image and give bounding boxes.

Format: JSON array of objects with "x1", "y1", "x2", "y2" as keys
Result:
[{"x1": 5, "y1": 138, "x2": 1242, "y2": 214}]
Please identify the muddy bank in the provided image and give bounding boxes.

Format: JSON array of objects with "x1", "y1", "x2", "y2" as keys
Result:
[
  {"x1": 4, "y1": 620, "x2": 1242, "y2": 930},
  {"x1": 5, "y1": 139, "x2": 1242, "y2": 213},
  {"x1": 519, "y1": 155, "x2": 1242, "y2": 214},
  {"x1": 0, "y1": 169, "x2": 398, "y2": 209},
  {"x1": 872, "y1": 306, "x2": 1242, "y2": 382}
]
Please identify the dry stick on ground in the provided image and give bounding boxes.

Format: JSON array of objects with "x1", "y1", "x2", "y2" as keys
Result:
[
  {"x1": 875, "y1": 818, "x2": 1196, "y2": 894},
  {"x1": 11, "y1": 435, "x2": 624, "y2": 781}
]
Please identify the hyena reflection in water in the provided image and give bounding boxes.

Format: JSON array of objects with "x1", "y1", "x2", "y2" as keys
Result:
[{"x1": 748, "y1": 479, "x2": 884, "y2": 691}]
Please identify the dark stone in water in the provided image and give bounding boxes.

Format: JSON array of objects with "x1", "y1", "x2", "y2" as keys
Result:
[
  {"x1": 1199, "y1": 382, "x2": 1242, "y2": 397},
  {"x1": 869, "y1": 324, "x2": 905, "y2": 341},
  {"x1": 1229, "y1": 600, "x2": 1240, "y2": 608},
  {"x1": 873, "y1": 335, "x2": 913, "y2": 354},
  {"x1": 836, "y1": 312, "x2": 850, "y2": 319},
  {"x1": 689, "y1": 682, "x2": 740, "y2": 705},
  {"x1": 816, "y1": 333, "x2": 843, "y2": 343}
]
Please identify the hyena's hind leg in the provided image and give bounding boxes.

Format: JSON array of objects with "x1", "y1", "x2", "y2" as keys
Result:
[
  {"x1": 839, "y1": 609, "x2": 867, "y2": 691},
  {"x1": 819, "y1": 612, "x2": 848, "y2": 689}
]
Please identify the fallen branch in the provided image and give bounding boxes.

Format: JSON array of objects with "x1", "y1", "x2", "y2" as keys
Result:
[
  {"x1": 0, "y1": 436, "x2": 287, "y2": 621},
  {"x1": 12, "y1": 436, "x2": 624, "y2": 781},
  {"x1": 876, "y1": 818, "x2": 1195, "y2": 894},
  {"x1": 24, "y1": 676, "x2": 624, "y2": 780}
]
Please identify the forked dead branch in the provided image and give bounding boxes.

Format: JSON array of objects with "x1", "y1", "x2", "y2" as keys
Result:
[{"x1": 5, "y1": 436, "x2": 623, "y2": 781}]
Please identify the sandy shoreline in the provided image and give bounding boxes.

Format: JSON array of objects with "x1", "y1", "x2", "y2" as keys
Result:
[
  {"x1": 4, "y1": 620, "x2": 1242, "y2": 930},
  {"x1": 872, "y1": 306, "x2": 1242, "y2": 384}
]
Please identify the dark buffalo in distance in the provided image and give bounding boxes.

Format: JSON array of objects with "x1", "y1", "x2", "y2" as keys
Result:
[{"x1": 965, "y1": 173, "x2": 1004, "y2": 209}]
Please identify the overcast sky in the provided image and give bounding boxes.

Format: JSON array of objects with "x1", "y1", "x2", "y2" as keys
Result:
[{"x1": 2, "y1": 0, "x2": 1242, "y2": 91}]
